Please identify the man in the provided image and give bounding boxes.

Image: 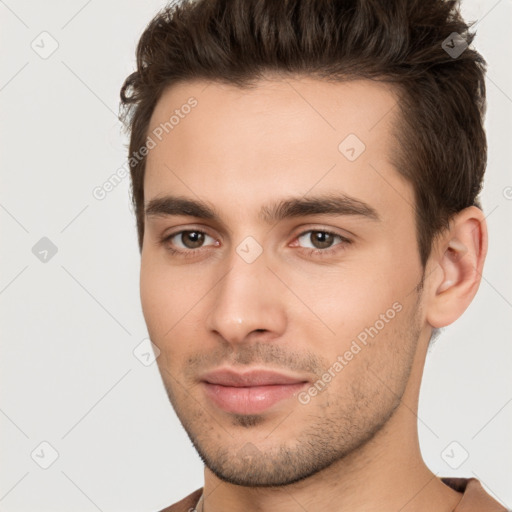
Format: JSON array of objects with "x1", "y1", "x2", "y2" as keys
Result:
[{"x1": 119, "y1": 0, "x2": 508, "y2": 510}]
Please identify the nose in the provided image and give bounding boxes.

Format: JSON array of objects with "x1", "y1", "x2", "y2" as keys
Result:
[{"x1": 205, "y1": 247, "x2": 287, "y2": 346}]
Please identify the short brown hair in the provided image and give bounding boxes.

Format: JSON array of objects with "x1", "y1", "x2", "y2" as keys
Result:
[{"x1": 119, "y1": 0, "x2": 487, "y2": 266}]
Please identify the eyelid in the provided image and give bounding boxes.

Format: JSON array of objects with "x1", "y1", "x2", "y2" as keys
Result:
[
  {"x1": 160, "y1": 223, "x2": 217, "y2": 240},
  {"x1": 294, "y1": 225, "x2": 353, "y2": 241}
]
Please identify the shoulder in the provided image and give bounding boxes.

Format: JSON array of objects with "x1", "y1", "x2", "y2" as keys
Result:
[{"x1": 156, "y1": 487, "x2": 203, "y2": 512}]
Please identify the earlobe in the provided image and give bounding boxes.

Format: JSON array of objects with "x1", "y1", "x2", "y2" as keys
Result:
[{"x1": 426, "y1": 206, "x2": 488, "y2": 328}]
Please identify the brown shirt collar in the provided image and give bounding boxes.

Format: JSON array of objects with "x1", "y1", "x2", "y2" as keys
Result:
[
  {"x1": 441, "y1": 477, "x2": 508, "y2": 512},
  {"x1": 159, "y1": 477, "x2": 509, "y2": 512}
]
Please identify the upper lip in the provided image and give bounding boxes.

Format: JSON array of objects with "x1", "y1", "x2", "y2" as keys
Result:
[{"x1": 201, "y1": 368, "x2": 309, "y2": 387}]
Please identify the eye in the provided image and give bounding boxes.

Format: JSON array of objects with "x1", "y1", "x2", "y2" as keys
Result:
[
  {"x1": 161, "y1": 229, "x2": 218, "y2": 256},
  {"x1": 295, "y1": 229, "x2": 351, "y2": 256},
  {"x1": 160, "y1": 227, "x2": 351, "y2": 259}
]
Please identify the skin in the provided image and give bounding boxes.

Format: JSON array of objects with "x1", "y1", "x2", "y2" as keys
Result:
[{"x1": 140, "y1": 76, "x2": 487, "y2": 512}]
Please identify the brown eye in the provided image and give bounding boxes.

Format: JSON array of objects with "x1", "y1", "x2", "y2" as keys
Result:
[
  {"x1": 179, "y1": 231, "x2": 205, "y2": 249},
  {"x1": 313, "y1": 231, "x2": 335, "y2": 249},
  {"x1": 164, "y1": 230, "x2": 216, "y2": 252},
  {"x1": 298, "y1": 230, "x2": 339, "y2": 250}
]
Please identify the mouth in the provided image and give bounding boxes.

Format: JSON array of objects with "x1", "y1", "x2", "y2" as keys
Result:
[{"x1": 200, "y1": 368, "x2": 309, "y2": 415}]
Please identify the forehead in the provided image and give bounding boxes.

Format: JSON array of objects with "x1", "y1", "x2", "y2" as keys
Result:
[{"x1": 144, "y1": 77, "x2": 412, "y2": 225}]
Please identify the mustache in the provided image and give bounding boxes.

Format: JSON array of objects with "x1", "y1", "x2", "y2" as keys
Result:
[{"x1": 182, "y1": 341, "x2": 327, "y2": 379}]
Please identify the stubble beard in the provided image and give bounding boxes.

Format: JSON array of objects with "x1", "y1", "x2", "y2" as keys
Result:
[{"x1": 161, "y1": 313, "x2": 422, "y2": 488}]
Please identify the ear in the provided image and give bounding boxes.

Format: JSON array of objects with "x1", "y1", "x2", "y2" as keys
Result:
[{"x1": 425, "y1": 206, "x2": 488, "y2": 328}]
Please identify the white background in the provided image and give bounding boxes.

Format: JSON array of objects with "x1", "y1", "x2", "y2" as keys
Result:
[{"x1": 1, "y1": 0, "x2": 511, "y2": 510}]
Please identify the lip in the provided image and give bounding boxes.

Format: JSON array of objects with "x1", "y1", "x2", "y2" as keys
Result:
[
  {"x1": 201, "y1": 368, "x2": 308, "y2": 387},
  {"x1": 200, "y1": 368, "x2": 309, "y2": 415}
]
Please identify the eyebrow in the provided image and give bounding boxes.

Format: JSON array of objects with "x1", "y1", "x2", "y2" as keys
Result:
[{"x1": 144, "y1": 193, "x2": 380, "y2": 224}]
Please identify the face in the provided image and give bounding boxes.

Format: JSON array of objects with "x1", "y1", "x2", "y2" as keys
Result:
[{"x1": 141, "y1": 77, "x2": 428, "y2": 486}]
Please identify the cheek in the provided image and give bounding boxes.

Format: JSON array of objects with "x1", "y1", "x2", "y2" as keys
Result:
[
  {"x1": 283, "y1": 259, "x2": 411, "y2": 342},
  {"x1": 139, "y1": 254, "x2": 212, "y2": 355},
  {"x1": 310, "y1": 296, "x2": 419, "y2": 412},
  {"x1": 140, "y1": 254, "x2": 177, "y2": 339}
]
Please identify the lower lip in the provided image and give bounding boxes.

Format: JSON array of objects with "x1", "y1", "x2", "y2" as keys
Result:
[{"x1": 202, "y1": 382, "x2": 308, "y2": 415}]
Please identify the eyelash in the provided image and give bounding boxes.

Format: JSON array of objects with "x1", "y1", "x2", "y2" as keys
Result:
[{"x1": 159, "y1": 228, "x2": 352, "y2": 259}]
